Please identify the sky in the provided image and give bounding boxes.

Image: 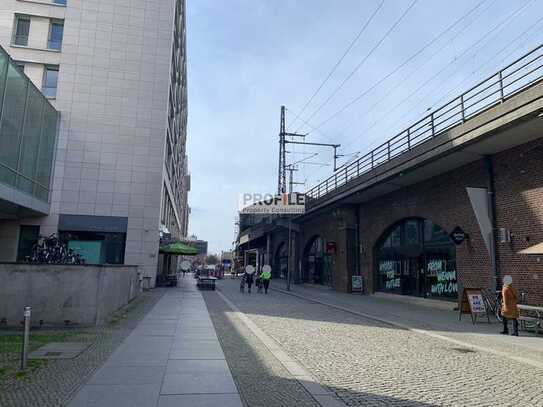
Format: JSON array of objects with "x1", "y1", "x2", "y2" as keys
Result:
[{"x1": 186, "y1": 0, "x2": 543, "y2": 254}]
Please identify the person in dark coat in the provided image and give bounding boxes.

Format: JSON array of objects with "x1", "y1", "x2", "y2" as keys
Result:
[
  {"x1": 245, "y1": 271, "x2": 254, "y2": 294},
  {"x1": 500, "y1": 275, "x2": 519, "y2": 336}
]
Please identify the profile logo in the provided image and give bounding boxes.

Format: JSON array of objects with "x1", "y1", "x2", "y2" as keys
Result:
[{"x1": 238, "y1": 192, "x2": 305, "y2": 214}]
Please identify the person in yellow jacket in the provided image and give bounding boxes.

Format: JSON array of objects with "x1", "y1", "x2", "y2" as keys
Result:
[
  {"x1": 260, "y1": 266, "x2": 272, "y2": 294},
  {"x1": 500, "y1": 275, "x2": 519, "y2": 336}
]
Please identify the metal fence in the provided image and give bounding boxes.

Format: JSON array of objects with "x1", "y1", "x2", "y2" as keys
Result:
[{"x1": 306, "y1": 44, "x2": 543, "y2": 202}]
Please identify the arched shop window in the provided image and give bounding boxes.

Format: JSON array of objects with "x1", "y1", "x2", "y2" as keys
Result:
[
  {"x1": 375, "y1": 218, "x2": 457, "y2": 300},
  {"x1": 303, "y1": 236, "x2": 331, "y2": 286}
]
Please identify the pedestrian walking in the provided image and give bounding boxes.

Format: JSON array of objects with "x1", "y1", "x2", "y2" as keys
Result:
[
  {"x1": 256, "y1": 274, "x2": 262, "y2": 293},
  {"x1": 500, "y1": 275, "x2": 519, "y2": 336},
  {"x1": 260, "y1": 265, "x2": 272, "y2": 294},
  {"x1": 245, "y1": 271, "x2": 254, "y2": 294},
  {"x1": 239, "y1": 273, "x2": 246, "y2": 293}
]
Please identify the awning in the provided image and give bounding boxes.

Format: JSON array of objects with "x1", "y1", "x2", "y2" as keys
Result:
[
  {"x1": 518, "y1": 241, "x2": 543, "y2": 255},
  {"x1": 159, "y1": 241, "x2": 198, "y2": 255}
]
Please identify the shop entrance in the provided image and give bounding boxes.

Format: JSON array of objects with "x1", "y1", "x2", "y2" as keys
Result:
[
  {"x1": 375, "y1": 218, "x2": 457, "y2": 300},
  {"x1": 303, "y1": 236, "x2": 331, "y2": 286}
]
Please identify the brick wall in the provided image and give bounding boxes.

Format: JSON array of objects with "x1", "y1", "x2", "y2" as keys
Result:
[
  {"x1": 358, "y1": 160, "x2": 493, "y2": 298},
  {"x1": 298, "y1": 207, "x2": 357, "y2": 292},
  {"x1": 493, "y1": 138, "x2": 543, "y2": 306}
]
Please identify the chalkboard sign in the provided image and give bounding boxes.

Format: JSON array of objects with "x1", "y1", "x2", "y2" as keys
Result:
[
  {"x1": 459, "y1": 288, "x2": 490, "y2": 324},
  {"x1": 352, "y1": 275, "x2": 363, "y2": 293}
]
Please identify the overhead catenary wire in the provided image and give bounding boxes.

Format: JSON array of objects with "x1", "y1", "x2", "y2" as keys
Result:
[
  {"x1": 298, "y1": 0, "x2": 419, "y2": 128},
  {"x1": 309, "y1": 0, "x2": 490, "y2": 132},
  {"x1": 288, "y1": 0, "x2": 385, "y2": 132},
  {"x1": 328, "y1": 0, "x2": 496, "y2": 145},
  {"x1": 306, "y1": 0, "x2": 538, "y2": 184},
  {"x1": 337, "y1": 0, "x2": 538, "y2": 156},
  {"x1": 303, "y1": 0, "x2": 492, "y2": 177}
]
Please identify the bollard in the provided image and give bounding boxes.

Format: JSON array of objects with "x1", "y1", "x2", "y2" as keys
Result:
[{"x1": 20, "y1": 306, "x2": 31, "y2": 370}]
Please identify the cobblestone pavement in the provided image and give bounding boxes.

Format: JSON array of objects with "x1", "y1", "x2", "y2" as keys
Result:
[
  {"x1": 273, "y1": 283, "x2": 543, "y2": 366},
  {"x1": 213, "y1": 279, "x2": 543, "y2": 407},
  {"x1": 0, "y1": 289, "x2": 165, "y2": 407},
  {"x1": 203, "y1": 290, "x2": 321, "y2": 407}
]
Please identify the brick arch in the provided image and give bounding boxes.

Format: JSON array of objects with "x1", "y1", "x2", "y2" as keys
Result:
[
  {"x1": 273, "y1": 241, "x2": 288, "y2": 278},
  {"x1": 301, "y1": 234, "x2": 326, "y2": 284},
  {"x1": 372, "y1": 216, "x2": 458, "y2": 299}
]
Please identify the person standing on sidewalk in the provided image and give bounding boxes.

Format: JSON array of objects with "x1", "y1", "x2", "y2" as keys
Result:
[
  {"x1": 260, "y1": 265, "x2": 272, "y2": 294},
  {"x1": 500, "y1": 275, "x2": 519, "y2": 336}
]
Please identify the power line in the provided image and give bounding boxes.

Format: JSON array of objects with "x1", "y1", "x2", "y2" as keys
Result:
[
  {"x1": 285, "y1": 107, "x2": 335, "y2": 143},
  {"x1": 300, "y1": 0, "x2": 419, "y2": 127},
  {"x1": 305, "y1": 0, "x2": 537, "y2": 186},
  {"x1": 310, "y1": 0, "x2": 489, "y2": 132},
  {"x1": 329, "y1": 0, "x2": 495, "y2": 144},
  {"x1": 303, "y1": 0, "x2": 491, "y2": 180},
  {"x1": 288, "y1": 0, "x2": 385, "y2": 131},
  {"x1": 338, "y1": 0, "x2": 537, "y2": 155}
]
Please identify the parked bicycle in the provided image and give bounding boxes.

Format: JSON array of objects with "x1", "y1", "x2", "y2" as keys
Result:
[
  {"x1": 27, "y1": 234, "x2": 85, "y2": 265},
  {"x1": 481, "y1": 288, "x2": 502, "y2": 322}
]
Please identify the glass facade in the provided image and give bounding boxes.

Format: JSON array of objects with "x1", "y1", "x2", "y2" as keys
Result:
[
  {"x1": 375, "y1": 218, "x2": 457, "y2": 300},
  {"x1": 0, "y1": 46, "x2": 59, "y2": 202},
  {"x1": 160, "y1": 0, "x2": 189, "y2": 239}
]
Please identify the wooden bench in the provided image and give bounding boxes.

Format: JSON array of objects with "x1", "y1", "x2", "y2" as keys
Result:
[
  {"x1": 197, "y1": 276, "x2": 217, "y2": 290},
  {"x1": 518, "y1": 304, "x2": 543, "y2": 335}
]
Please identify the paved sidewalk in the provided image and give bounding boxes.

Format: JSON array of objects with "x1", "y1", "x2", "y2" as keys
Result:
[
  {"x1": 68, "y1": 278, "x2": 242, "y2": 407},
  {"x1": 273, "y1": 282, "x2": 543, "y2": 368}
]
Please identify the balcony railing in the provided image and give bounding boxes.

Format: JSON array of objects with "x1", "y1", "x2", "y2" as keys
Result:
[{"x1": 306, "y1": 44, "x2": 543, "y2": 203}]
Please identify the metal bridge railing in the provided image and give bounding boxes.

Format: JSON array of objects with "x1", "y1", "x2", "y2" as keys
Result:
[{"x1": 306, "y1": 44, "x2": 543, "y2": 202}]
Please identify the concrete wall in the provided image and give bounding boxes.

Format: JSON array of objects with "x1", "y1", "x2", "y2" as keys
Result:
[{"x1": 0, "y1": 263, "x2": 139, "y2": 326}]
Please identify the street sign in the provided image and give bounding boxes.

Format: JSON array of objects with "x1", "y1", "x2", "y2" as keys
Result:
[{"x1": 450, "y1": 226, "x2": 468, "y2": 245}]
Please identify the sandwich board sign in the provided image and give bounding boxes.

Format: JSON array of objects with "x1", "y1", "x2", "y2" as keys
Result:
[
  {"x1": 351, "y1": 275, "x2": 363, "y2": 293},
  {"x1": 459, "y1": 288, "x2": 490, "y2": 324}
]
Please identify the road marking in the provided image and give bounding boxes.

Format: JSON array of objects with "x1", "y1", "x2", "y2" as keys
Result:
[
  {"x1": 274, "y1": 288, "x2": 543, "y2": 371},
  {"x1": 215, "y1": 289, "x2": 346, "y2": 407}
]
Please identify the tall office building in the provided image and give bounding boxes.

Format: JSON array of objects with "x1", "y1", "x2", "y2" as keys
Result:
[{"x1": 0, "y1": 0, "x2": 190, "y2": 285}]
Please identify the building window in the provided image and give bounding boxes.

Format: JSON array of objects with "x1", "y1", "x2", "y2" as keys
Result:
[
  {"x1": 375, "y1": 218, "x2": 457, "y2": 300},
  {"x1": 59, "y1": 231, "x2": 126, "y2": 264},
  {"x1": 14, "y1": 16, "x2": 30, "y2": 46},
  {"x1": 48, "y1": 20, "x2": 64, "y2": 50},
  {"x1": 42, "y1": 66, "x2": 59, "y2": 98},
  {"x1": 52, "y1": 0, "x2": 67, "y2": 5}
]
